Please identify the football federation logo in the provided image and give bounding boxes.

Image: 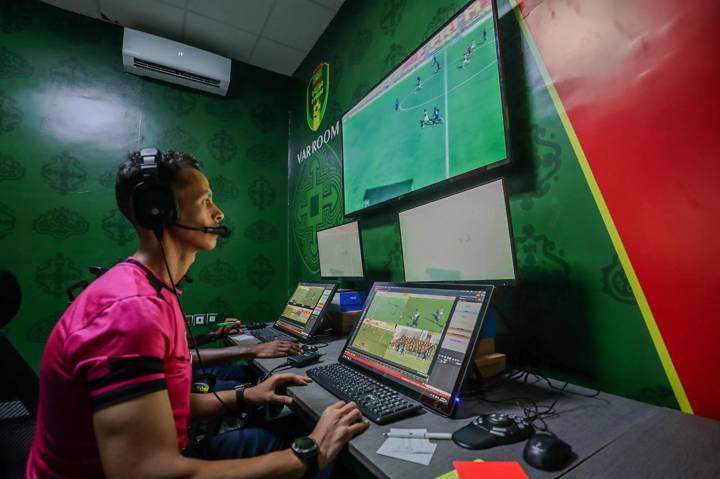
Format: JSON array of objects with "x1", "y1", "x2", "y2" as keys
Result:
[{"x1": 306, "y1": 62, "x2": 330, "y2": 132}]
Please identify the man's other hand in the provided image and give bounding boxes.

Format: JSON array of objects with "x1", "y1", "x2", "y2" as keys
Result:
[
  {"x1": 243, "y1": 373, "x2": 311, "y2": 406},
  {"x1": 250, "y1": 340, "x2": 303, "y2": 358},
  {"x1": 309, "y1": 401, "x2": 369, "y2": 469}
]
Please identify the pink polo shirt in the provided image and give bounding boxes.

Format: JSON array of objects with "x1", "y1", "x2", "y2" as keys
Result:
[{"x1": 27, "y1": 258, "x2": 191, "y2": 479}]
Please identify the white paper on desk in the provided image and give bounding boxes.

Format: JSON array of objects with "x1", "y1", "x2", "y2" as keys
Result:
[
  {"x1": 377, "y1": 439, "x2": 436, "y2": 465},
  {"x1": 386, "y1": 429, "x2": 435, "y2": 453}
]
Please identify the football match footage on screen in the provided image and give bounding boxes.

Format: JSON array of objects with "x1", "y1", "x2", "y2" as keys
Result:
[{"x1": 342, "y1": 0, "x2": 508, "y2": 214}]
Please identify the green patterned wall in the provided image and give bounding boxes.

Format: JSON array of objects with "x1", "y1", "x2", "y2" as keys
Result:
[
  {"x1": 0, "y1": 0, "x2": 292, "y2": 371},
  {"x1": 288, "y1": 0, "x2": 677, "y2": 408}
]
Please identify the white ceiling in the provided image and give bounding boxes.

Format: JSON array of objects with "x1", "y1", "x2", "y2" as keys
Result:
[{"x1": 41, "y1": 0, "x2": 345, "y2": 76}]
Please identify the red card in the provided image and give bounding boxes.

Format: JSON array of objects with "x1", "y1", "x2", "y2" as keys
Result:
[{"x1": 453, "y1": 461, "x2": 528, "y2": 479}]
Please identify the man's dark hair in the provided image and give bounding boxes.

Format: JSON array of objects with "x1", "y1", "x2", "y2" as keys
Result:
[{"x1": 115, "y1": 149, "x2": 202, "y2": 223}]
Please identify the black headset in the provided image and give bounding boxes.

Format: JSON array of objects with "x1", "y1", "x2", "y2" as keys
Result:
[{"x1": 131, "y1": 147, "x2": 178, "y2": 239}]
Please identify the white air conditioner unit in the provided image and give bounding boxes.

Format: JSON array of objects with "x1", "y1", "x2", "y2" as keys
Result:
[{"x1": 122, "y1": 28, "x2": 231, "y2": 96}]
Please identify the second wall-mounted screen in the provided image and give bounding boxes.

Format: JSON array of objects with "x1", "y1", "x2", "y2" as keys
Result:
[
  {"x1": 342, "y1": 0, "x2": 508, "y2": 215},
  {"x1": 399, "y1": 178, "x2": 516, "y2": 283}
]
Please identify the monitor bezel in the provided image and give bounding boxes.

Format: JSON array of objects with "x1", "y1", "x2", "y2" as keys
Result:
[
  {"x1": 316, "y1": 220, "x2": 366, "y2": 281},
  {"x1": 341, "y1": 0, "x2": 511, "y2": 218},
  {"x1": 397, "y1": 176, "x2": 518, "y2": 286},
  {"x1": 338, "y1": 281, "x2": 494, "y2": 417},
  {"x1": 276, "y1": 281, "x2": 339, "y2": 339}
]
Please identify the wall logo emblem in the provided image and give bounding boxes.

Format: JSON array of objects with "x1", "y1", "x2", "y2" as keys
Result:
[
  {"x1": 36, "y1": 253, "x2": 82, "y2": 298},
  {"x1": 0, "y1": 153, "x2": 25, "y2": 181},
  {"x1": 291, "y1": 147, "x2": 343, "y2": 273},
  {"x1": 244, "y1": 219, "x2": 278, "y2": 243},
  {"x1": 0, "y1": 201, "x2": 16, "y2": 239},
  {"x1": 208, "y1": 130, "x2": 237, "y2": 164},
  {"x1": 248, "y1": 176, "x2": 276, "y2": 210},
  {"x1": 42, "y1": 153, "x2": 87, "y2": 195},
  {"x1": 306, "y1": 63, "x2": 330, "y2": 132},
  {"x1": 33, "y1": 207, "x2": 89, "y2": 240},
  {"x1": 601, "y1": 254, "x2": 636, "y2": 304},
  {"x1": 247, "y1": 255, "x2": 274, "y2": 290},
  {"x1": 199, "y1": 260, "x2": 239, "y2": 286},
  {"x1": 102, "y1": 209, "x2": 135, "y2": 246},
  {"x1": 0, "y1": 90, "x2": 23, "y2": 133}
]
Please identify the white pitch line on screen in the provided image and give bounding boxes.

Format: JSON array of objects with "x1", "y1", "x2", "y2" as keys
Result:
[{"x1": 398, "y1": 59, "x2": 497, "y2": 112}]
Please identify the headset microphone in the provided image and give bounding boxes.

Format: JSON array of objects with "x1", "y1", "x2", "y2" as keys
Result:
[{"x1": 174, "y1": 223, "x2": 232, "y2": 238}]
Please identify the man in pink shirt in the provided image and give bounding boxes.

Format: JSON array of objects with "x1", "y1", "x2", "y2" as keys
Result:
[{"x1": 27, "y1": 149, "x2": 367, "y2": 478}]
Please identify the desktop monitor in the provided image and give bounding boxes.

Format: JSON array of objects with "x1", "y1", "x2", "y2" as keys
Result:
[
  {"x1": 398, "y1": 177, "x2": 517, "y2": 284},
  {"x1": 339, "y1": 282, "x2": 493, "y2": 417},
  {"x1": 342, "y1": 0, "x2": 510, "y2": 215},
  {"x1": 274, "y1": 282, "x2": 338, "y2": 341},
  {"x1": 317, "y1": 221, "x2": 365, "y2": 279}
]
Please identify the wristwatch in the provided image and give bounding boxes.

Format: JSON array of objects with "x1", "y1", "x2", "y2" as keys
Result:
[
  {"x1": 291, "y1": 436, "x2": 319, "y2": 477},
  {"x1": 233, "y1": 382, "x2": 253, "y2": 413}
]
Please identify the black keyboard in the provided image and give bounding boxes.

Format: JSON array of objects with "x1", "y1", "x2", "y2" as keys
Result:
[
  {"x1": 251, "y1": 327, "x2": 295, "y2": 343},
  {"x1": 307, "y1": 363, "x2": 422, "y2": 424}
]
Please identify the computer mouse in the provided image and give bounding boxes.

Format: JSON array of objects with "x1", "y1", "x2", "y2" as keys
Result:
[
  {"x1": 523, "y1": 432, "x2": 572, "y2": 471},
  {"x1": 266, "y1": 383, "x2": 288, "y2": 418}
]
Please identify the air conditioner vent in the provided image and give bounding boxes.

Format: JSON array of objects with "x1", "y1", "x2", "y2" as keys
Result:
[{"x1": 132, "y1": 58, "x2": 221, "y2": 88}]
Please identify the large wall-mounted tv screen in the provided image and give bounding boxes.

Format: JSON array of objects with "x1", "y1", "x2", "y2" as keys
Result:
[{"x1": 342, "y1": 0, "x2": 509, "y2": 216}]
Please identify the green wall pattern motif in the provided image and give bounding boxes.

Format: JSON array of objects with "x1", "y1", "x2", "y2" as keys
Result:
[
  {"x1": 287, "y1": 0, "x2": 678, "y2": 408},
  {"x1": 0, "y1": 0, "x2": 292, "y2": 369},
  {"x1": 33, "y1": 207, "x2": 89, "y2": 240}
]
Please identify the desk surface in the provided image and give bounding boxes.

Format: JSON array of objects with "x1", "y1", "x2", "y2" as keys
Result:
[{"x1": 227, "y1": 335, "x2": 716, "y2": 478}]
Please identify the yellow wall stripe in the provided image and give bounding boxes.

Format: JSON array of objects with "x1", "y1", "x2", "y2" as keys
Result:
[{"x1": 508, "y1": 0, "x2": 692, "y2": 413}]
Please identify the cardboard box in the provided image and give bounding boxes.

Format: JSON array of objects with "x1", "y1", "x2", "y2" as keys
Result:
[
  {"x1": 474, "y1": 338, "x2": 495, "y2": 357},
  {"x1": 474, "y1": 353, "x2": 506, "y2": 379},
  {"x1": 325, "y1": 310, "x2": 362, "y2": 335}
]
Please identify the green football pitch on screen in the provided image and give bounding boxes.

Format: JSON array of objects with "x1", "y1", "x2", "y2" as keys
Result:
[{"x1": 342, "y1": 1, "x2": 507, "y2": 214}]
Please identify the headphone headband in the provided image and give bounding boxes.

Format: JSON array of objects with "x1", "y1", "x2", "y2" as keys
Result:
[{"x1": 131, "y1": 147, "x2": 178, "y2": 239}]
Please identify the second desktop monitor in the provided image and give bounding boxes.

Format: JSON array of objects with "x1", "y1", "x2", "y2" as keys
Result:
[{"x1": 317, "y1": 221, "x2": 365, "y2": 279}]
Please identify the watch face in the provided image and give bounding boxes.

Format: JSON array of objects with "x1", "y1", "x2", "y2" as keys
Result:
[{"x1": 293, "y1": 436, "x2": 317, "y2": 454}]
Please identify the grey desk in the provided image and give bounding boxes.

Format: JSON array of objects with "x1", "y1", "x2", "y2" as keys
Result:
[{"x1": 227, "y1": 335, "x2": 720, "y2": 478}]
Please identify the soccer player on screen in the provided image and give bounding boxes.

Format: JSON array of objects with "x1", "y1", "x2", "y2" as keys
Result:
[
  {"x1": 432, "y1": 55, "x2": 441, "y2": 73},
  {"x1": 460, "y1": 51, "x2": 471, "y2": 69},
  {"x1": 432, "y1": 308, "x2": 444, "y2": 325},
  {"x1": 409, "y1": 309, "x2": 421, "y2": 327},
  {"x1": 420, "y1": 109, "x2": 430, "y2": 128},
  {"x1": 395, "y1": 98, "x2": 400, "y2": 111},
  {"x1": 416, "y1": 76, "x2": 423, "y2": 91},
  {"x1": 432, "y1": 107, "x2": 442, "y2": 125}
]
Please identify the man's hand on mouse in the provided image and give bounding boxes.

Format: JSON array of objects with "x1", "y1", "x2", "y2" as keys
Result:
[
  {"x1": 249, "y1": 340, "x2": 303, "y2": 358},
  {"x1": 244, "y1": 373, "x2": 311, "y2": 406},
  {"x1": 212, "y1": 317, "x2": 243, "y2": 337}
]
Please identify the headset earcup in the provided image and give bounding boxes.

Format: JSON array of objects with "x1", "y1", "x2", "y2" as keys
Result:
[{"x1": 133, "y1": 181, "x2": 178, "y2": 233}]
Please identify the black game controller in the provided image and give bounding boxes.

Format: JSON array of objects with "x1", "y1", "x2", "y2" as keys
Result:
[{"x1": 452, "y1": 413, "x2": 534, "y2": 450}]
